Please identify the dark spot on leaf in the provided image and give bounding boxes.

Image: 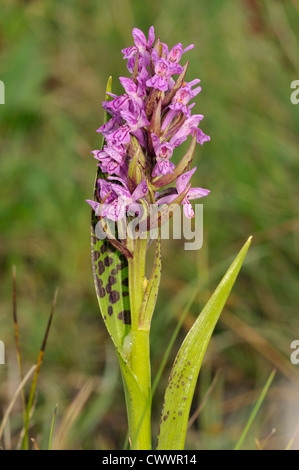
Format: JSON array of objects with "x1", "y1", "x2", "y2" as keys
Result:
[
  {"x1": 99, "y1": 287, "x2": 106, "y2": 298},
  {"x1": 111, "y1": 269, "x2": 118, "y2": 275},
  {"x1": 93, "y1": 251, "x2": 100, "y2": 261},
  {"x1": 122, "y1": 278, "x2": 129, "y2": 287},
  {"x1": 122, "y1": 291, "x2": 129, "y2": 297},
  {"x1": 106, "y1": 284, "x2": 111, "y2": 294},
  {"x1": 98, "y1": 261, "x2": 105, "y2": 275},
  {"x1": 118, "y1": 310, "x2": 131, "y2": 324},
  {"x1": 108, "y1": 306, "x2": 113, "y2": 316},
  {"x1": 109, "y1": 290, "x2": 120, "y2": 304},
  {"x1": 104, "y1": 256, "x2": 113, "y2": 267},
  {"x1": 100, "y1": 243, "x2": 108, "y2": 254},
  {"x1": 108, "y1": 275, "x2": 117, "y2": 286}
]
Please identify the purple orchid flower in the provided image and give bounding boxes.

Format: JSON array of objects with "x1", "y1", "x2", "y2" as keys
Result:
[
  {"x1": 86, "y1": 179, "x2": 118, "y2": 215},
  {"x1": 146, "y1": 57, "x2": 173, "y2": 92},
  {"x1": 96, "y1": 116, "x2": 122, "y2": 137},
  {"x1": 151, "y1": 133, "x2": 176, "y2": 177},
  {"x1": 161, "y1": 80, "x2": 202, "y2": 131},
  {"x1": 169, "y1": 114, "x2": 210, "y2": 147},
  {"x1": 92, "y1": 145, "x2": 127, "y2": 178},
  {"x1": 122, "y1": 26, "x2": 155, "y2": 72},
  {"x1": 102, "y1": 94, "x2": 130, "y2": 117},
  {"x1": 101, "y1": 179, "x2": 149, "y2": 221},
  {"x1": 163, "y1": 42, "x2": 195, "y2": 64},
  {"x1": 90, "y1": 26, "x2": 211, "y2": 229},
  {"x1": 102, "y1": 100, "x2": 149, "y2": 147},
  {"x1": 156, "y1": 167, "x2": 210, "y2": 218},
  {"x1": 119, "y1": 77, "x2": 145, "y2": 109},
  {"x1": 169, "y1": 80, "x2": 202, "y2": 116}
]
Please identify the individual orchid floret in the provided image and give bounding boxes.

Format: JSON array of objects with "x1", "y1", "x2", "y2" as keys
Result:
[
  {"x1": 196, "y1": 128, "x2": 211, "y2": 146},
  {"x1": 146, "y1": 57, "x2": 173, "y2": 92},
  {"x1": 166, "y1": 42, "x2": 195, "y2": 64},
  {"x1": 85, "y1": 178, "x2": 117, "y2": 214},
  {"x1": 169, "y1": 114, "x2": 207, "y2": 147},
  {"x1": 102, "y1": 94, "x2": 131, "y2": 117},
  {"x1": 132, "y1": 26, "x2": 155, "y2": 52},
  {"x1": 169, "y1": 80, "x2": 202, "y2": 116},
  {"x1": 119, "y1": 77, "x2": 146, "y2": 109},
  {"x1": 122, "y1": 26, "x2": 155, "y2": 72},
  {"x1": 151, "y1": 133, "x2": 176, "y2": 177},
  {"x1": 96, "y1": 116, "x2": 122, "y2": 137},
  {"x1": 92, "y1": 146, "x2": 127, "y2": 178},
  {"x1": 101, "y1": 179, "x2": 149, "y2": 221},
  {"x1": 103, "y1": 108, "x2": 149, "y2": 147},
  {"x1": 161, "y1": 80, "x2": 202, "y2": 131},
  {"x1": 156, "y1": 167, "x2": 210, "y2": 218},
  {"x1": 120, "y1": 109, "x2": 150, "y2": 145}
]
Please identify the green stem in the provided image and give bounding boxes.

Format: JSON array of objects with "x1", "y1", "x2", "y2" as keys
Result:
[{"x1": 127, "y1": 237, "x2": 152, "y2": 450}]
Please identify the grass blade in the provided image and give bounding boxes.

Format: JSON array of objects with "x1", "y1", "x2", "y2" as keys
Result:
[
  {"x1": 22, "y1": 288, "x2": 58, "y2": 449},
  {"x1": 0, "y1": 365, "x2": 37, "y2": 442},
  {"x1": 12, "y1": 266, "x2": 27, "y2": 422},
  {"x1": 48, "y1": 404, "x2": 58, "y2": 450},
  {"x1": 234, "y1": 369, "x2": 276, "y2": 450}
]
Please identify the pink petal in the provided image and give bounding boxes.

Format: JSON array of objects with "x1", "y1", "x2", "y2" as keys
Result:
[
  {"x1": 183, "y1": 201, "x2": 195, "y2": 218},
  {"x1": 132, "y1": 28, "x2": 147, "y2": 50},
  {"x1": 86, "y1": 199, "x2": 100, "y2": 214},
  {"x1": 119, "y1": 77, "x2": 137, "y2": 95},
  {"x1": 148, "y1": 26, "x2": 155, "y2": 47},
  {"x1": 187, "y1": 187, "x2": 210, "y2": 200},
  {"x1": 176, "y1": 167, "x2": 197, "y2": 193},
  {"x1": 132, "y1": 179, "x2": 148, "y2": 201}
]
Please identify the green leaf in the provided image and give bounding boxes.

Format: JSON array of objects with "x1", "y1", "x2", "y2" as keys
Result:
[
  {"x1": 91, "y1": 234, "x2": 131, "y2": 361},
  {"x1": 91, "y1": 76, "x2": 131, "y2": 363},
  {"x1": 118, "y1": 351, "x2": 150, "y2": 448},
  {"x1": 156, "y1": 236, "x2": 252, "y2": 450},
  {"x1": 139, "y1": 236, "x2": 161, "y2": 330}
]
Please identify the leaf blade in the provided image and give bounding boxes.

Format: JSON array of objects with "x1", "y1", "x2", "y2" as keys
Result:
[
  {"x1": 91, "y1": 76, "x2": 132, "y2": 363},
  {"x1": 156, "y1": 236, "x2": 252, "y2": 450}
]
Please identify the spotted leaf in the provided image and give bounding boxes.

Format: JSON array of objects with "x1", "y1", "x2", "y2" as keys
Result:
[
  {"x1": 91, "y1": 76, "x2": 132, "y2": 362},
  {"x1": 156, "y1": 237, "x2": 252, "y2": 450}
]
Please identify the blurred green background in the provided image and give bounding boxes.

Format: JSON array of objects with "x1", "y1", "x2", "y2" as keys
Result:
[{"x1": 0, "y1": 0, "x2": 299, "y2": 450}]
